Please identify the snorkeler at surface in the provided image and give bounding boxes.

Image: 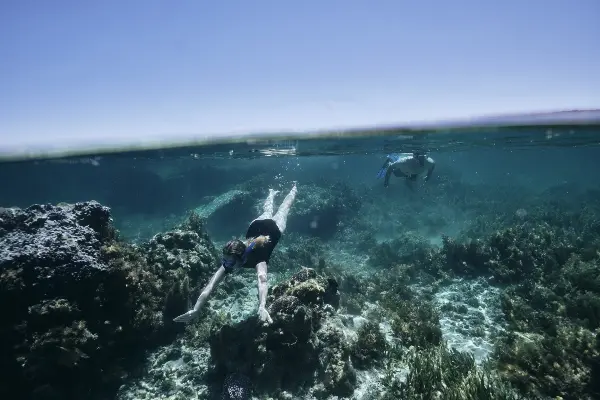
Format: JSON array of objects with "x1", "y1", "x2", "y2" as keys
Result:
[
  {"x1": 173, "y1": 182, "x2": 298, "y2": 325},
  {"x1": 377, "y1": 151, "x2": 435, "y2": 189}
]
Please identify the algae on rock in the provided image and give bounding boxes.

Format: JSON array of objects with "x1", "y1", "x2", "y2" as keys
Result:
[
  {"x1": 207, "y1": 267, "x2": 352, "y2": 398},
  {"x1": 0, "y1": 202, "x2": 220, "y2": 400}
]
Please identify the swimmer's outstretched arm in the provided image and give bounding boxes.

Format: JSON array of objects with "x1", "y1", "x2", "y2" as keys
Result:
[
  {"x1": 384, "y1": 164, "x2": 393, "y2": 187},
  {"x1": 380, "y1": 157, "x2": 392, "y2": 170},
  {"x1": 173, "y1": 265, "x2": 227, "y2": 323}
]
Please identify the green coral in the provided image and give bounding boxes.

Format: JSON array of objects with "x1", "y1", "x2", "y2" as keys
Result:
[
  {"x1": 183, "y1": 309, "x2": 232, "y2": 347},
  {"x1": 208, "y1": 268, "x2": 345, "y2": 397},
  {"x1": 493, "y1": 323, "x2": 600, "y2": 399},
  {"x1": 434, "y1": 218, "x2": 600, "y2": 399},
  {"x1": 388, "y1": 301, "x2": 442, "y2": 349},
  {"x1": 382, "y1": 344, "x2": 521, "y2": 399},
  {"x1": 368, "y1": 233, "x2": 432, "y2": 270},
  {"x1": 316, "y1": 320, "x2": 357, "y2": 397},
  {"x1": 378, "y1": 282, "x2": 442, "y2": 349},
  {"x1": 290, "y1": 279, "x2": 326, "y2": 305},
  {"x1": 351, "y1": 321, "x2": 388, "y2": 369}
]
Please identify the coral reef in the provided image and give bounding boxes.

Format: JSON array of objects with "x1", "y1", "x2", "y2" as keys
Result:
[
  {"x1": 0, "y1": 202, "x2": 218, "y2": 400},
  {"x1": 381, "y1": 344, "x2": 521, "y2": 399},
  {"x1": 432, "y1": 216, "x2": 600, "y2": 399},
  {"x1": 4, "y1": 160, "x2": 600, "y2": 400},
  {"x1": 493, "y1": 324, "x2": 599, "y2": 400},
  {"x1": 350, "y1": 321, "x2": 388, "y2": 369},
  {"x1": 143, "y1": 211, "x2": 220, "y2": 323},
  {"x1": 207, "y1": 267, "x2": 353, "y2": 398},
  {"x1": 355, "y1": 263, "x2": 444, "y2": 350},
  {"x1": 367, "y1": 232, "x2": 433, "y2": 270},
  {"x1": 268, "y1": 232, "x2": 326, "y2": 273}
]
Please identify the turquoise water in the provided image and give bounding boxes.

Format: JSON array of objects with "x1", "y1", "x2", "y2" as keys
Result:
[{"x1": 2, "y1": 114, "x2": 600, "y2": 399}]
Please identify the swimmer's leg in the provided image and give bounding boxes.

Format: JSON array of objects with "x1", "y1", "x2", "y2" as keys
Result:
[
  {"x1": 272, "y1": 183, "x2": 298, "y2": 233},
  {"x1": 254, "y1": 188, "x2": 279, "y2": 221}
]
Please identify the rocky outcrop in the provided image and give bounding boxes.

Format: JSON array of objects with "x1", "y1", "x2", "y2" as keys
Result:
[
  {"x1": 208, "y1": 267, "x2": 354, "y2": 398},
  {"x1": 0, "y1": 202, "x2": 218, "y2": 400},
  {"x1": 144, "y1": 212, "x2": 220, "y2": 323}
]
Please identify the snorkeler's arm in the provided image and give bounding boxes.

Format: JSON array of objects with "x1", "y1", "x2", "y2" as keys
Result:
[
  {"x1": 384, "y1": 164, "x2": 393, "y2": 187},
  {"x1": 173, "y1": 265, "x2": 227, "y2": 323},
  {"x1": 425, "y1": 159, "x2": 435, "y2": 182},
  {"x1": 381, "y1": 157, "x2": 391, "y2": 170},
  {"x1": 377, "y1": 157, "x2": 391, "y2": 179},
  {"x1": 193, "y1": 265, "x2": 226, "y2": 311}
]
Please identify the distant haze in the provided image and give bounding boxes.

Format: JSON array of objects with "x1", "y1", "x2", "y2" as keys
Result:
[{"x1": 1, "y1": 1, "x2": 599, "y2": 154}]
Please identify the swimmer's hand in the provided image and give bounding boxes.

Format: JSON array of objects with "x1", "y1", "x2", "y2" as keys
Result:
[
  {"x1": 258, "y1": 306, "x2": 273, "y2": 325},
  {"x1": 173, "y1": 309, "x2": 199, "y2": 323}
]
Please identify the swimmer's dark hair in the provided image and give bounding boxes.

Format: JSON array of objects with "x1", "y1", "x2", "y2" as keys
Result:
[{"x1": 223, "y1": 239, "x2": 246, "y2": 258}]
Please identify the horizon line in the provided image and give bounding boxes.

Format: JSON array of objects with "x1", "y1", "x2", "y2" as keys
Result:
[{"x1": 1, "y1": 108, "x2": 599, "y2": 163}]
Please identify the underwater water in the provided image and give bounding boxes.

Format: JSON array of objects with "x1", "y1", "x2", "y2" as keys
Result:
[{"x1": 1, "y1": 116, "x2": 600, "y2": 400}]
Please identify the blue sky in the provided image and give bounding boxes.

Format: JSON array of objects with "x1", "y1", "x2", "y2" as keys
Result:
[{"x1": 1, "y1": 0, "x2": 599, "y2": 152}]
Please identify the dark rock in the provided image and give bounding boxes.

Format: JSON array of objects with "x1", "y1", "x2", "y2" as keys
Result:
[
  {"x1": 0, "y1": 202, "x2": 218, "y2": 400},
  {"x1": 144, "y1": 214, "x2": 220, "y2": 323}
]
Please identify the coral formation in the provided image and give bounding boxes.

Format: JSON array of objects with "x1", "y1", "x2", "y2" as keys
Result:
[
  {"x1": 368, "y1": 233, "x2": 433, "y2": 270},
  {"x1": 350, "y1": 321, "x2": 388, "y2": 369},
  {"x1": 431, "y1": 217, "x2": 600, "y2": 399},
  {"x1": 207, "y1": 267, "x2": 352, "y2": 398},
  {"x1": 381, "y1": 344, "x2": 521, "y2": 399},
  {"x1": 4, "y1": 161, "x2": 600, "y2": 400},
  {"x1": 0, "y1": 202, "x2": 218, "y2": 400}
]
